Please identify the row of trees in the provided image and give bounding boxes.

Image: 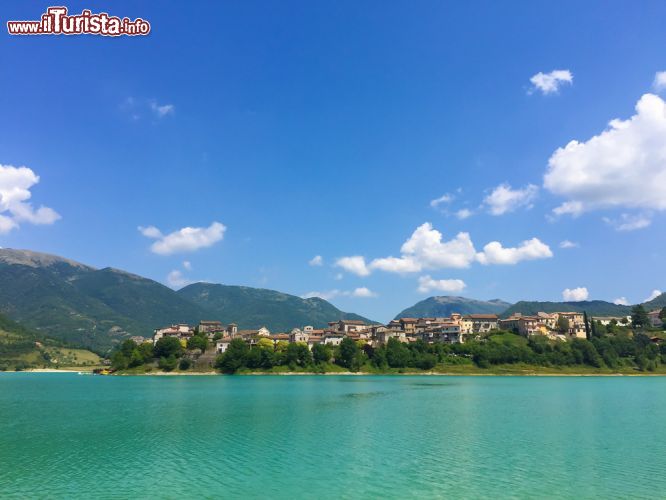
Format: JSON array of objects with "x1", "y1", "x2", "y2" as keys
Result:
[
  {"x1": 215, "y1": 329, "x2": 666, "y2": 374},
  {"x1": 111, "y1": 332, "x2": 209, "y2": 371}
]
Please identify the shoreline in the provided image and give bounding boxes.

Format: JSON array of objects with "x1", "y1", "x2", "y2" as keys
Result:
[{"x1": 15, "y1": 368, "x2": 666, "y2": 377}]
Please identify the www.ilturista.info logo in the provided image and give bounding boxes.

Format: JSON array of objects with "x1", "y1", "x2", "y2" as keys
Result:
[{"x1": 7, "y1": 6, "x2": 151, "y2": 36}]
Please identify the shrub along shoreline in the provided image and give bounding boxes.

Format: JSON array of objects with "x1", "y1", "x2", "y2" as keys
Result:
[{"x1": 110, "y1": 324, "x2": 666, "y2": 376}]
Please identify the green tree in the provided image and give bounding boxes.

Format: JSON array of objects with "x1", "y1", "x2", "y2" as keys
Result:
[
  {"x1": 120, "y1": 339, "x2": 138, "y2": 357},
  {"x1": 179, "y1": 358, "x2": 192, "y2": 370},
  {"x1": 660, "y1": 307, "x2": 666, "y2": 322},
  {"x1": 312, "y1": 343, "x2": 331, "y2": 364},
  {"x1": 256, "y1": 337, "x2": 275, "y2": 350},
  {"x1": 110, "y1": 351, "x2": 128, "y2": 370},
  {"x1": 187, "y1": 335, "x2": 208, "y2": 352},
  {"x1": 215, "y1": 338, "x2": 248, "y2": 373},
  {"x1": 138, "y1": 342, "x2": 155, "y2": 363},
  {"x1": 158, "y1": 355, "x2": 178, "y2": 372},
  {"x1": 632, "y1": 305, "x2": 650, "y2": 330},
  {"x1": 286, "y1": 342, "x2": 312, "y2": 368},
  {"x1": 583, "y1": 311, "x2": 591, "y2": 339},
  {"x1": 386, "y1": 338, "x2": 411, "y2": 368},
  {"x1": 154, "y1": 336, "x2": 183, "y2": 358},
  {"x1": 337, "y1": 337, "x2": 361, "y2": 371},
  {"x1": 557, "y1": 315, "x2": 570, "y2": 334},
  {"x1": 128, "y1": 349, "x2": 144, "y2": 368}
]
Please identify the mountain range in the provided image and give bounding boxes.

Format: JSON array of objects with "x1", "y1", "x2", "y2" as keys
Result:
[
  {"x1": 395, "y1": 296, "x2": 511, "y2": 319},
  {"x1": 0, "y1": 248, "x2": 662, "y2": 354},
  {"x1": 0, "y1": 249, "x2": 374, "y2": 352}
]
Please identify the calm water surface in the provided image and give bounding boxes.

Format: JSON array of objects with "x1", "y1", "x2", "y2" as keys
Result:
[{"x1": 1, "y1": 374, "x2": 665, "y2": 499}]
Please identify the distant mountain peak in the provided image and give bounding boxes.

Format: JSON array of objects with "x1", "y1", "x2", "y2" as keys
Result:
[
  {"x1": 396, "y1": 296, "x2": 511, "y2": 319},
  {"x1": 0, "y1": 248, "x2": 94, "y2": 270}
]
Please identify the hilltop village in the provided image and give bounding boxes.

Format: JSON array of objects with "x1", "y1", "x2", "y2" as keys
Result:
[
  {"x1": 151, "y1": 309, "x2": 658, "y2": 353},
  {"x1": 96, "y1": 303, "x2": 666, "y2": 374}
]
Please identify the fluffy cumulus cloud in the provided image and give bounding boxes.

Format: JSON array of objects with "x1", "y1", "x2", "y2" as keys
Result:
[
  {"x1": 417, "y1": 275, "x2": 466, "y2": 294},
  {"x1": 484, "y1": 183, "x2": 538, "y2": 215},
  {"x1": 476, "y1": 238, "x2": 553, "y2": 265},
  {"x1": 335, "y1": 256, "x2": 370, "y2": 277},
  {"x1": 302, "y1": 287, "x2": 377, "y2": 300},
  {"x1": 613, "y1": 297, "x2": 629, "y2": 306},
  {"x1": 308, "y1": 255, "x2": 323, "y2": 266},
  {"x1": 139, "y1": 221, "x2": 226, "y2": 255},
  {"x1": 562, "y1": 287, "x2": 589, "y2": 301},
  {"x1": 379, "y1": 223, "x2": 477, "y2": 270},
  {"x1": 166, "y1": 269, "x2": 192, "y2": 289},
  {"x1": 645, "y1": 289, "x2": 663, "y2": 302},
  {"x1": 559, "y1": 240, "x2": 579, "y2": 249},
  {"x1": 336, "y1": 223, "x2": 552, "y2": 276},
  {"x1": 653, "y1": 71, "x2": 666, "y2": 92},
  {"x1": 544, "y1": 94, "x2": 666, "y2": 225},
  {"x1": 529, "y1": 69, "x2": 573, "y2": 95},
  {"x1": 0, "y1": 164, "x2": 61, "y2": 234}
]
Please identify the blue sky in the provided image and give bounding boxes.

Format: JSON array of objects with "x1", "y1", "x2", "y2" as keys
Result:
[{"x1": 1, "y1": 0, "x2": 665, "y2": 322}]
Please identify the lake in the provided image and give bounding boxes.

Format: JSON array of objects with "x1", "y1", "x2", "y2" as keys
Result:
[{"x1": 1, "y1": 373, "x2": 665, "y2": 499}]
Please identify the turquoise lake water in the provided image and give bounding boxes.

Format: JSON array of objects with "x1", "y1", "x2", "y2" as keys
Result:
[{"x1": 1, "y1": 374, "x2": 666, "y2": 499}]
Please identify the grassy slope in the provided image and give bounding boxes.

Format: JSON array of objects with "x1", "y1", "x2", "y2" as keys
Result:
[{"x1": 0, "y1": 313, "x2": 100, "y2": 370}]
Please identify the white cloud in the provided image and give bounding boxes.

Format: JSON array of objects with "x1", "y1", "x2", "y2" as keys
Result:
[
  {"x1": 0, "y1": 164, "x2": 61, "y2": 234},
  {"x1": 350, "y1": 287, "x2": 377, "y2": 298},
  {"x1": 613, "y1": 297, "x2": 629, "y2": 306},
  {"x1": 0, "y1": 215, "x2": 17, "y2": 233},
  {"x1": 338, "y1": 223, "x2": 551, "y2": 276},
  {"x1": 335, "y1": 256, "x2": 370, "y2": 277},
  {"x1": 183, "y1": 260, "x2": 192, "y2": 271},
  {"x1": 529, "y1": 69, "x2": 573, "y2": 95},
  {"x1": 302, "y1": 287, "x2": 377, "y2": 300},
  {"x1": 562, "y1": 287, "x2": 589, "y2": 301},
  {"x1": 602, "y1": 213, "x2": 651, "y2": 231},
  {"x1": 559, "y1": 240, "x2": 579, "y2": 249},
  {"x1": 645, "y1": 289, "x2": 663, "y2": 302},
  {"x1": 484, "y1": 183, "x2": 538, "y2": 215},
  {"x1": 150, "y1": 101, "x2": 175, "y2": 118},
  {"x1": 369, "y1": 255, "x2": 422, "y2": 273},
  {"x1": 166, "y1": 270, "x2": 192, "y2": 289},
  {"x1": 477, "y1": 238, "x2": 553, "y2": 265},
  {"x1": 138, "y1": 225, "x2": 163, "y2": 238},
  {"x1": 455, "y1": 208, "x2": 473, "y2": 220},
  {"x1": 387, "y1": 223, "x2": 477, "y2": 269},
  {"x1": 653, "y1": 71, "x2": 666, "y2": 92},
  {"x1": 139, "y1": 221, "x2": 226, "y2": 255},
  {"x1": 417, "y1": 275, "x2": 466, "y2": 294},
  {"x1": 308, "y1": 255, "x2": 323, "y2": 266},
  {"x1": 430, "y1": 193, "x2": 453, "y2": 209},
  {"x1": 544, "y1": 94, "x2": 666, "y2": 219}
]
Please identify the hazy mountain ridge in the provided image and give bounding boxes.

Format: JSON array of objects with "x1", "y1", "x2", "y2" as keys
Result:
[
  {"x1": 395, "y1": 296, "x2": 512, "y2": 319},
  {"x1": 501, "y1": 300, "x2": 632, "y2": 318}
]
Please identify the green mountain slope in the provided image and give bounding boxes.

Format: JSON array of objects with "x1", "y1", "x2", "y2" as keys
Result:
[
  {"x1": 178, "y1": 282, "x2": 375, "y2": 332},
  {"x1": 0, "y1": 249, "x2": 376, "y2": 352},
  {"x1": 0, "y1": 250, "x2": 210, "y2": 352},
  {"x1": 501, "y1": 300, "x2": 632, "y2": 318},
  {"x1": 644, "y1": 293, "x2": 666, "y2": 311},
  {"x1": 395, "y1": 296, "x2": 511, "y2": 319},
  {"x1": 0, "y1": 313, "x2": 100, "y2": 370}
]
